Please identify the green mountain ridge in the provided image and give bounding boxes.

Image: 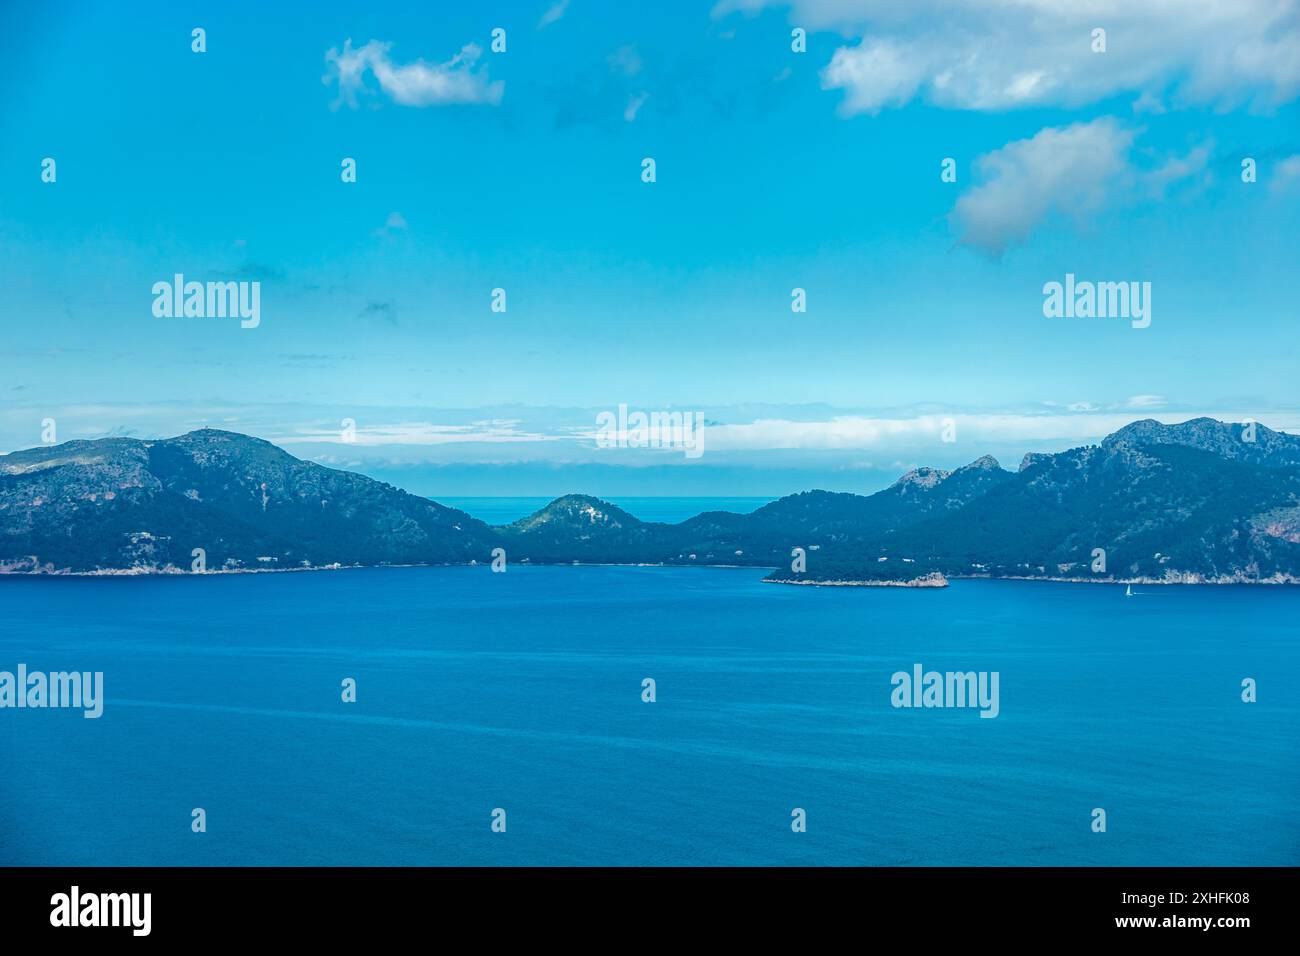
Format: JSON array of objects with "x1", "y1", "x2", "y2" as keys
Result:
[{"x1": 2, "y1": 418, "x2": 1298, "y2": 583}]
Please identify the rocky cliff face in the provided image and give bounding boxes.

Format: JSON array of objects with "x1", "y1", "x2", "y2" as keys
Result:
[{"x1": 1101, "y1": 417, "x2": 1300, "y2": 468}]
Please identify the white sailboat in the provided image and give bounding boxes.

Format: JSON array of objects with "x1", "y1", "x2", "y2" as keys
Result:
[{"x1": 1125, "y1": 584, "x2": 1134, "y2": 597}]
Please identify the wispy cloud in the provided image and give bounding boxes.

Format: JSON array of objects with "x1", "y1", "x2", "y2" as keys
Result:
[
  {"x1": 1271, "y1": 153, "x2": 1300, "y2": 193},
  {"x1": 607, "y1": 45, "x2": 642, "y2": 78},
  {"x1": 538, "y1": 0, "x2": 570, "y2": 29},
  {"x1": 323, "y1": 39, "x2": 503, "y2": 108},
  {"x1": 372, "y1": 211, "x2": 408, "y2": 238},
  {"x1": 623, "y1": 92, "x2": 648, "y2": 122},
  {"x1": 698, "y1": 409, "x2": 1293, "y2": 453},
  {"x1": 6, "y1": 403, "x2": 1297, "y2": 473},
  {"x1": 280, "y1": 420, "x2": 555, "y2": 446},
  {"x1": 1131, "y1": 90, "x2": 1167, "y2": 115},
  {"x1": 1146, "y1": 142, "x2": 1214, "y2": 198}
]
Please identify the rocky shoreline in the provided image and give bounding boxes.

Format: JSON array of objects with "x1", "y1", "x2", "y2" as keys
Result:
[
  {"x1": 764, "y1": 572, "x2": 950, "y2": 588},
  {"x1": 958, "y1": 572, "x2": 1300, "y2": 585},
  {"x1": 3, "y1": 563, "x2": 1298, "y2": 586}
]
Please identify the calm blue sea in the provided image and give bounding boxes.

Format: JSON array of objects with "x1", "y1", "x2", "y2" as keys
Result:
[
  {"x1": 440, "y1": 496, "x2": 775, "y2": 525},
  {"x1": 1, "y1": 567, "x2": 1296, "y2": 866}
]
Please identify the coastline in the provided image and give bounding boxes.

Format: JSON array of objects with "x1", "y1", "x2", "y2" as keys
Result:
[
  {"x1": 765, "y1": 572, "x2": 949, "y2": 588},
  {"x1": 3, "y1": 562, "x2": 1296, "y2": 585},
  {"x1": 953, "y1": 571, "x2": 1300, "y2": 585}
]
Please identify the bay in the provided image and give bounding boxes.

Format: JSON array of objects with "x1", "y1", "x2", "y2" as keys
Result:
[{"x1": 1, "y1": 567, "x2": 1295, "y2": 866}]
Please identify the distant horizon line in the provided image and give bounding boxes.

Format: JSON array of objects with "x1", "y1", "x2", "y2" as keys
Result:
[
  {"x1": 5, "y1": 416, "x2": 1289, "y2": 513},
  {"x1": 6, "y1": 414, "x2": 1289, "y2": 455}
]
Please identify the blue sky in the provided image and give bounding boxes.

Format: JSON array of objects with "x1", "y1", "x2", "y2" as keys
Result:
[{"x1": 1, "y1": 0, "x2": 1298, "y2": 495}]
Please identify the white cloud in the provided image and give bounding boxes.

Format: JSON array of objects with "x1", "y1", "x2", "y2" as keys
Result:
[
  {"x1": 711, "y1": 0, "x2": 770, "y2": 15},
  {"x1": 952, "y1": 120, "x2": 1218, "y2": 254},
  {"x1": 280, "y1": 420, "x2": 555, "y2": 447},
  {"x1": 1132, "y1": 90, "x2": 1167, "y2": 115},
  {"x1": 1146, "y1": 142, "x2": 1214, "y2": 198},
  {"x1": 624, "y1": 92, "x2": 649, "y2": 122},
  {"x1": 952, "y1": 118, "x2": 1135, "y2": 257},
  {"x1": 323, "y1": 39, "x2": 503, "y2": 108},
  {"x1": 680, "y1": 411, "x2": 1293, "y2": 453},
  {"x1": 1271, "y1": 153, "x2": 1300, "y2": 193},
  {"x1": 7, "y1": 404, "x2": 1299, "y2": 468},
  {"x1": 372, "y1": 211, "x2": 408, "y2": 239},
  {"x1": 820, "y1": 38, "x2": 928, "y2": 115},
  {"x1": 1125, "y1": 395, "x2": 1167, "y2": 409},
  {"x1": 538, "y1": 0, "x2": 570, "y2": 29},
  {"x1": 722, "y1": 0, "x2": 1300, "y2": 113},
  {"x1": 608, "y1": 45, "x2": 643, "y2": 78}
]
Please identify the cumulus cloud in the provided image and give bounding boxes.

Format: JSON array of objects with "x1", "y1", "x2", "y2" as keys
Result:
[
  {"x1": 950, "y1": 119, "x2": 1218, "y2": 256},
  {"x1": 952, "y1": 118, "x2": 1135, "y2": 257},
  {"x1": 323, "y1": 39, "x2": 503, "y2": 108},
  {"x1": 718, "y1": 0, "x2": 1300, "y2": 113},
  {"x1": 820, "y1": 38, "x2": 928, "y2": 115}
]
